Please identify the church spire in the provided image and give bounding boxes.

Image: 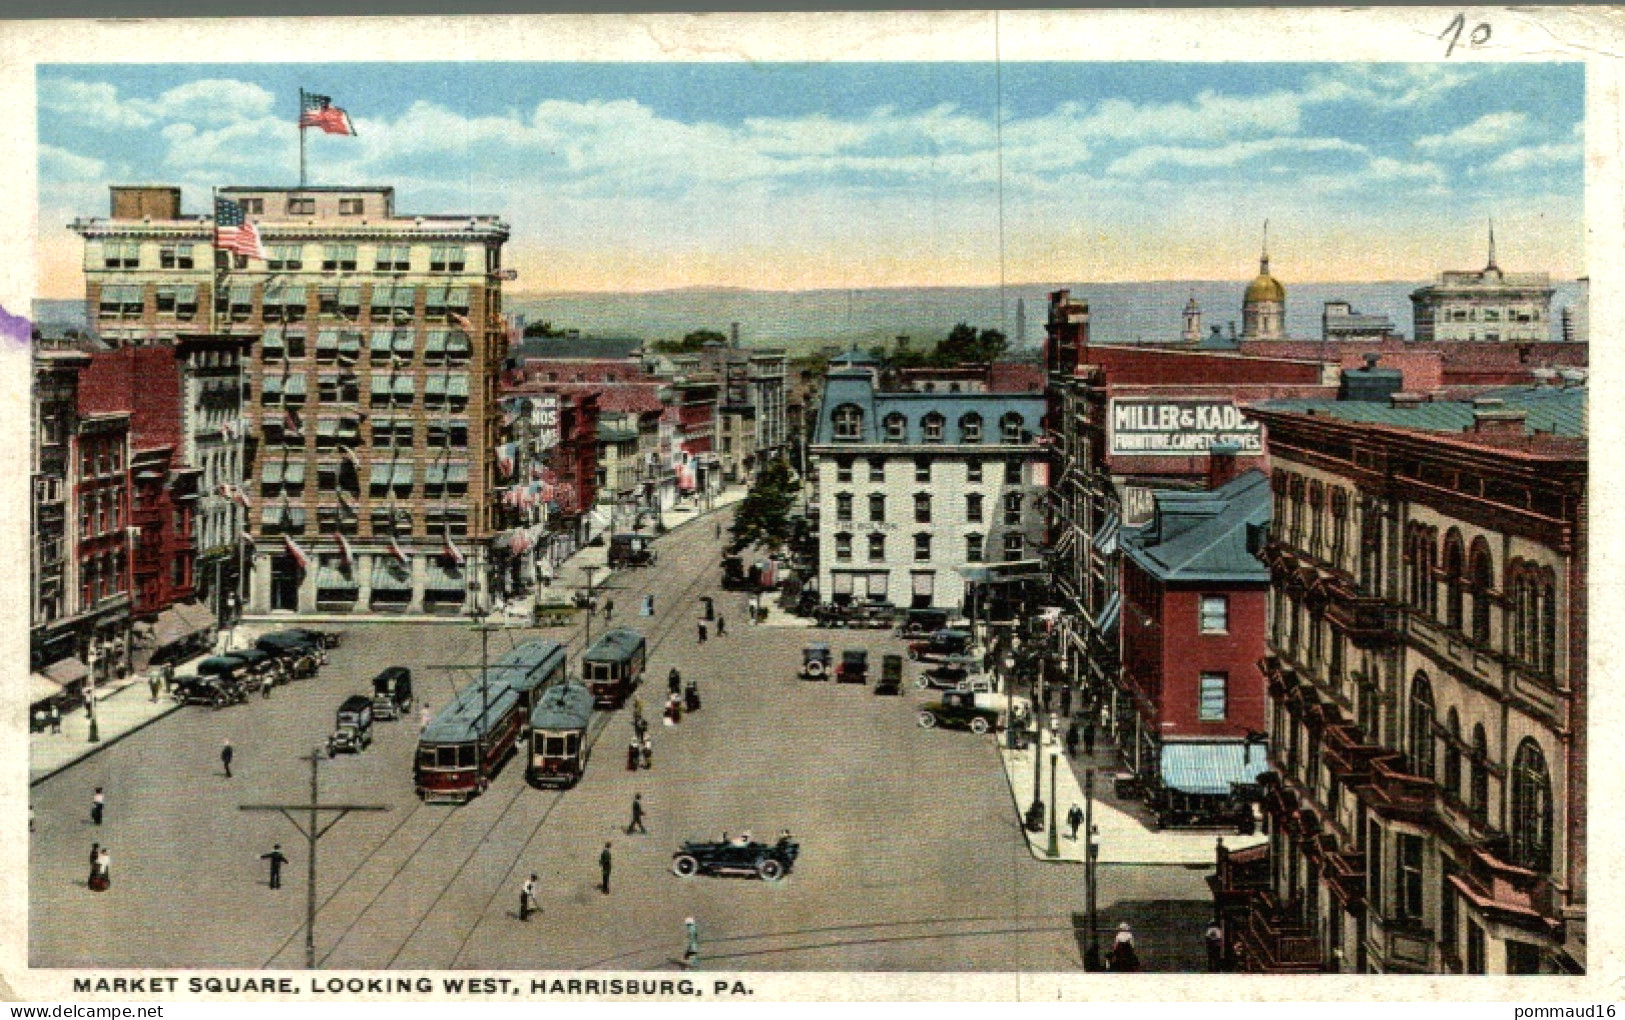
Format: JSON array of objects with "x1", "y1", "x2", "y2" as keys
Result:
[{"x1": 1486, "y1": 217, "x2": 1498, "y2": 271}]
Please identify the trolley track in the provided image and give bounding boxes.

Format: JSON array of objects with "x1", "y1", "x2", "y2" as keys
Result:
[{"x1": 270, "y1": 508, "x2": 731, "y2": 970}]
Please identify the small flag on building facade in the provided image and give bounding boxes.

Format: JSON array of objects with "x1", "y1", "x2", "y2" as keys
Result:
[
  {"x1": 284, "y1": 407, "x2": 302, "y2": 435},
  {"x1": 299, "y1": 92, "x2": 357, "y2": 136},
  {"x1": 241, "y1": 528, "x2": 256, "y2": 547},
  {"x1": 496, "y1": 443, "x2": 517, "y2": 478},
  {"x1": 214, "y1": 196, "x2": 266, "y2": 260},
  {"x1": 336, "y1": 531, "x2": 354, "y2": 565},
  {"x1": 450, "y1": 312, "x2": 476, "y2": 332},
  {"x1": 232, "y1": 485, "x2": 252, "y2": 510},
  {"x1": 442, "y1": 528, "x2": 465, "y2": 566},
  {"x1": 283, "y1": 534, "x2": 310, "y2": 571},
  {"x1": 389, "y1": 534, "x2": 409, "y2": 566}
]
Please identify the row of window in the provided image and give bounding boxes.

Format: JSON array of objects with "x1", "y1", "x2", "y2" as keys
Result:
[
  {"x1": 259, "y1": 418, "x2": 470, "y2": 450},
  {"x1": 79, "y1": 487, "x2": 124, "y2": 538},
  {"x1": 261, "y1": 373, "x2": 470, "y2": 410},
  {"x1": 254, "y1": 328, "x2": 473, "y2": 366},
  {"x1": 831, "y1": 531, "x2": 1025, "y2": 564},
  {"x1": 79, "y1": 445, "x2": 126, "y2": 480},
  {"x1": 830, "y1": 405, "x2": 1030, "y2": 444},
  {"x1": 1404, "y1": 523, "x2": 1559, "y2": 674},
  {"x1": 261, "y1": 460, "x2": 470, "y2": 495},
  {"x1": 829, "y1": 455, "x2": 1023, "y2": 485},
  {"x1": 259, "y1": 506, "x2": 469, "y2": 537},
  {"x1": 81, "y1": 549, "x2": 127, "y2": 606},
  {"x1": 104, "y1": 238, "x2": 472, "y2": 273},
  {"x1": 831, "y1": 490, "x2": 1027, "y2": 526}
]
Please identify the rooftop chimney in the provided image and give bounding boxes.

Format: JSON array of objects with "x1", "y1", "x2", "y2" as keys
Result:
[
  {"x1": 1473, "y1": 408, "x2": 1527, "y2": 436},
  {"x1": 1531, "y1": 367, "x2": 1559, "y2": 387},
  {"x1": 1558, "y1": 368, "x2": 1587, "y2": 388},
  {"x1": 1390, "y1": 392, "x2": 1424, "y2": 409},
  {"x1": 1207, "y1": 440, "x2": 1241, "y2": 491}
]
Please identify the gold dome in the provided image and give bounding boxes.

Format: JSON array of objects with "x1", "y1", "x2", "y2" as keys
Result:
[{"x1": 1244, "y1": 272, "x2": 1285, "y2": 305}]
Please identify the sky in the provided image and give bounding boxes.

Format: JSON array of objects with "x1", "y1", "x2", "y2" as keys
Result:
[{"x1": 36, "y1": 61, "x2": 1585, "y2": 297}]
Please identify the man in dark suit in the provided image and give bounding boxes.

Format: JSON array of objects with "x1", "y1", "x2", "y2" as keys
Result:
[{"x1": 261, "y1": 844, "x2": 289, "y2": 889}]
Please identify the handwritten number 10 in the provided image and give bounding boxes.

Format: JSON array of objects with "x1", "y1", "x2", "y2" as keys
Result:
[{"x1": 1440, "y1": 13, "x2": 1491, "y2": 57}]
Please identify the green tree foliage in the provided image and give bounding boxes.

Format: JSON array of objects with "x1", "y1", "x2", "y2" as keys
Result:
[
  {"x1": 652, "y1": 329, "x2": 728, "y2": 354},
  {"x1": 521, "y1": 320, "x2": 568, "y2": 338},
  {"x1": 726, "y1": 458, "x2": 798, "y2": 556},
  {"x1": 933, "y1": 322, "x2": 1008, "y2": 366}
]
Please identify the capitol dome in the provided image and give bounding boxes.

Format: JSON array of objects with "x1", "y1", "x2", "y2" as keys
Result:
[{"x1": 1245, "y1": 268, "x2": 1285, "y2": 305}]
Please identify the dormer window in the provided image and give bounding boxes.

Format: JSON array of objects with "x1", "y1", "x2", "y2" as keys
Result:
[
  {"x1": 959, "y1": 413, "x2": 982, "y2": 443},
  {"x1": 1001, "y1": 413, "x2": 1025, "y2": 444},
  {"x1": 922, "y1": 413, "x2": 945, "y2": 443},
  {"x1": 884, "y1": 413, "x2": 907, "y2": 443},
  {"x1": 832, "y1": 404, "x2": 863, "y2": 441}
]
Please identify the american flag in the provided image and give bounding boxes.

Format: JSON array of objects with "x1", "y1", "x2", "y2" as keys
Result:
[
  {"x1": 283, "y1": 534, "x2": 310, "y2": 571},
  {"x1": 442, "y1": 529, "x2": 465, "y2": 566},
  {"x1": 299, "y1": 92, "x2": 356, "y2": 136},
  {"x1": 214, "y1": 196, "x2": 266, "y2": 260},
  {"x1": 335, "y1": 531, "x2": 354, "y2": 565},
  {"x1": 388, "y1": 535, "x2": 409, "y2": 566}
]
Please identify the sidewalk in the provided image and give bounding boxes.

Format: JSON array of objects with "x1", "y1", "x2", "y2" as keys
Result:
[{"x1": 997, "y1": 727, "x2": 1266, "y2": 866}]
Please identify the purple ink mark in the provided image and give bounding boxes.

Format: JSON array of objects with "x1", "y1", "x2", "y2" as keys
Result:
[{"x1": 0, "y1": 305, "x2": 32, "y2": 348}]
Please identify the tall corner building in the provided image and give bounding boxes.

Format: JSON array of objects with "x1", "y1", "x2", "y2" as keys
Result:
[{"x1": 73, "y1": 185, "x2": 511, "y2": 615}]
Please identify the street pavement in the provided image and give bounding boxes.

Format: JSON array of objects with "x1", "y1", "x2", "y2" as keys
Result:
[{"x1": 29, "y1": 501, "x2": 1219, "y2": 973}]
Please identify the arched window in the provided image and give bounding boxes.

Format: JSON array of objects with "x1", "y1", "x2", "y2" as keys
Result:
[
  {"x1": 1408, "y1": 672, "x2": 1436, "y2": 779},
  {"x1": 1000, "y1": 413, "x2": 1025, "y2": 444},
  {"x1": 1506, "y1": 562, "x2": 1526, "y2": 663},
  {"x1": 1443, "y1": 530, "x2": 1466, "y2": 631},
  {"x1": 1271, "y1": 470, "x2": 1289, "y2": 541},
  {"x1": 1443, "y1": 708, "x2": 1462, "y2": 800},
  {"x1": 959, "y1": 413, "x2": 983, "y2": 443},
  {"x1": 1359, "y1": 497, "x2": 1383, "y2": 590},
  {"x1": 883, "y1": 412, "x2": 907, "y2": 443},
  {"x1": 832, "y1": 404, "x2": 863, "y2": 441},
  {"x1": 1289, "y1": 476, "x2": 1306, "y2": 547},
  {"x1": 1540, "y1": 568, "x2": 1558, "y2": 676},
  {"x1": 1308, "y1": 481, "x2": 1325, "y2": 558},
  {"x1": 1330, "y1": 488, "x2": 1349, "y2": 567},
  {"x1": 1509, "y1": 738, "x2": 1554, "y2": 873},
  {"x1": 921, "y1": 412, "x2": 945, "y2": 443},
  {"x1": 1469, "y1": 539, "x2": 1494, "y2": 645},
  {"x1": 1470, "y1": 724, "x2": 1490, "y2": 823}
]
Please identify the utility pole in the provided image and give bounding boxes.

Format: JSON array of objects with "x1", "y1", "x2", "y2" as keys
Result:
[
  {"x1": 240, "y1": 749, "x2": 388, "y2": 969},
  {"x1": 580, "y1": 564, "x2": 602, "y2": 648},
  {"x1": 1084, "y1": 767, "x2": 1101, "y2": 971},
  {"x1": 1046, "y1": 749, "x2": 1059, "y2": 858},
  {"x1": 1025, "y1": 653, "x2": 1046, "y2": 832}
]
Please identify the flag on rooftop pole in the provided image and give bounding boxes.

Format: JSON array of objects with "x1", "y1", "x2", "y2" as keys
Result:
[
  {"x1": 299, "y1": 91, "x2": 357, "y2": 136},
  {"x1": 214, "y1": 196, "x2": 266, "y2": 261}
]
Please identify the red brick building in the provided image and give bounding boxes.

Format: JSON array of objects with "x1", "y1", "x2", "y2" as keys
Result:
[{"x1": 73, "y1": 413, "x2": 133, "y2": 684}]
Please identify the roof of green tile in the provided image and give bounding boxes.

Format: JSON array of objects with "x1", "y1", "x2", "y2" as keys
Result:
[
  {"x1": 1255, "y1": 383, "x2": 1585, "y2": 437},
  {"x1": 1121, "y1": 470, "x2": 1271, "y2": 584}
]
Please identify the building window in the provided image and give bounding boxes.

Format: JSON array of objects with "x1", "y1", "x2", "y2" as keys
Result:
[
  {"x1": 868, "y1": 458, "x2": 884, "y2": 482},
  {"x1": 287, "y1": 196, "x2": 315, "y2": 216},
  {"x1": 1408, "y1": 672, "x2": 1435, "y2": 779},
  {"x1": 885, "y1": 413, "x2": 908, "y2": 443},
  {"x1": 966, "y1": 459, "x2": 982, "y2": 483},
  {"x1": 1366, "y1": 819, "x2": 1383, "y2": 914},
  {"x1": 1004, "y1": 492, "x2": 1023, "y2": 525},
  {"x1": 868, "y1": 533, "x2": 886, "y2": 562},
  {"x1": 102, "y1": 240, "x2": 140, "y2": 269},
  {"x1": 267, "y1": 244, "x2": 303, "y2": 271},
  {"x1": 965, "y1": 533, "x2": 983, "y2": 562},
  {"x1": 1444, "y1": 530, "x2": 1466, "y2": 631},
  {"x1": 1330, "y1": 488, "x2": 1349, "y2": 567},
  {"x1": 922, "y1": 413, "x2": 945, "y2": 442},
  {"x1": 158, "y1": 243, "x2": 194, "y2": 270},
  {"x1": 338, "y1": 197, "x2": 364, "y2": 216},
  {"x1": 1466, "y1": 922, "x2": 1486, "y2": 975},
  {"x1": 430, "y1": 244, "x2": 466, "y2": 272},
  {"x1": 374, "y1": 244, "x2": 412, "y2": 272},
  {"x1": 959, "y1": 413, "x2": 982, "y2": 443},
  {"x1": 1000, "y1": 413, "x2": 1025, "y2": 444},
  {"x1": 914, "y1": 533, "x2": 932, "y2": 562},
  {"x1": 239, "y1": 198, "x2": 264, "y2": 215},
  {"x1": 869, "y1": 493, "x2": 885, "y2": 523},
  {"x1": 1470, "y1": 724, "x2": 1490, "y2": 824},
  {"x1": 322, "y1": 244, "x2": 358, "y2": 271},
  {"x1": 1198, "y1": 672, "x2": 1227, "y2": 721},
  {"x1": 1200, "y1": 594, "x2": 1229, "y2": 634},
  {"x1": 1002, "y1": 532, "x2": 1024, "y2": 562},
  {"x1": 1509, "y1": 738, "x2": 1553, "y2": 873},
  {"x1": 915, "y1": 457, "x2": 931, "y2": 483},
  {"x1": 914, "y1": 493, "x2": 931, "y2": 524},
  {"x1": 1395, "y1": 833, "x2": 1425, "y2": 921},
  {"x1": 832, "y1": 405, "x2": 863, "y2": 441},
  {"x1": 1469, "y1": 540, "x2": 1494, "y2": 645},
  {"x1": 1443, "y1": 708, "x2": 1462, "y2": 801},
  {"x1": 835, "y1": 533, "x2": 852, "y2": 562},
  {"x1": 835, "y1": 492, "x2": 853, "y2": 523},
  {"x1": 966, "y1": 493, "x2": 983, "y2": 523}
]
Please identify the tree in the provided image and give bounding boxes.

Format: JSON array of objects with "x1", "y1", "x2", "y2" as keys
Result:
[
  {"x1": 652, "y1": 329, "x2": 728, "y2": 354},
  {"x1": 726, "y1": 458, "x2": 798, "y2": 557},
  {"x1": 521, "y1": 320, "x2": 568, "y2": 338},
  {"x1": 933, "y1": 322, "x2": 1007, "y2": 366}
]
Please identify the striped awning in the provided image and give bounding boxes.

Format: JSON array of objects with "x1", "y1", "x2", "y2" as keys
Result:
[
  {"x1": 1160, "y1": 742, "x2": 1269, "y2": 797},
  {"x1": 1092, "y1": 512, "x2": 1121, "y2": 555},
  {"x1": 424, "y1": 560, "x2": 466, "y2": 591},
  {"x1": 1096, "y1": 591, "x2": 1121, "y2": 637},
  {"x1": 371, "y1": 558, "x2": 412, "y2": 591}
]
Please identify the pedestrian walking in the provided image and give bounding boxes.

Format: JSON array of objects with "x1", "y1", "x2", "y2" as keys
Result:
[
  {"x1": 697, "y1": 622, "x2": 707, "y2": 644},
  {"x1": 261, "y1": 844, "x2": 288, "y2": 889},
  {"x1": 599, "y1": 842, "x2": 613, "y2": 894},
  {"x1": 1110, "y1": 922, "x2": 1140, "y2": 972},
  {"x1": 632, "y1": 695, "x2": 645, "y2": 725},
  {"x1": 148, "y1": 672, "x2": 161, "y2": 702},
  {"x1": 684, "y1": 679, "x2": 701, "y2": 713},
  {"x1": 682, "y1": 917, "x2": 701, "y2": 969},
  {"x1": 221, "y1": 738, "x2": 234, "y2": 778},
  {"x1": 668, "y1": 668, "x2": 682, "y2": 696},
  {"x1": 1066, "y1": 721, "x2": 1080, "y2": 758},
  {"x1": 93, "y1": 848, "x2": 111, "y2": 891},
  {"x1": 1205, "y1": 921, "x2": 1225, "y2": 972},
  {"x1": 419, "y1": 702, "x2": 432, "y2": 733},
  {"x1": 520, "y1": 874, "x2": 539, "y2": 921},
  {"x1": 716, "y1": 615, "x2": 726, "y2": 637},
  {"x1": 642, "y1": 593, "x2": 654, "y2": 617},
  {"x1": 88, "y1": 843, "x2": 100, "y2": 886},
  {"x1": 714, "y1": 522, "x2": 721, "y2": 539},
  {"x1": 261, "y1": 674, "x2": 273, "y2": 699},
  {"x1": 627, "y1": 793, "x2": 647, "y2": 834},
  {"x1": 50, "y1": 704, "x2": 61, "y2": 734},
  {"x1": 627, "y1": 737, "x2": 640, "y2": 771},
  {"x1": 640, "y1": 735, "x2": 653, "y2": 770},
  {"x1": 90, "y1": 787, "x2": 104, "y2": 826},
  {"x1": 1083, "y1": 720, "x2": 1096, "y2": 757},
  {"x1": 633, "y1": 714, "x2": 648, "y2": 740},
  {"x1": 603, "y1": 599, "x2": 614, "y2": 622},
  {"x1": 1067, "y1": 804, "x2": 1085, "y2": 840},
  {"x1": 1060, "y1": 683, "x2": 1073, "y2": 718}
]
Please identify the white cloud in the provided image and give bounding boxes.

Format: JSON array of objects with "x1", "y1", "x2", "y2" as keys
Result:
[
  {"x1": 153, "y1": 79, "x2": 276, "y2": 126},
  {"x1": 40, "y1": 79, "x2": 156, "y2": 130},
  {"x1": 160, "y1": 116, "x2": 291, "y2": 171},
  {"x1": 40, "y1": 143, "x2": 105, "y2": 181},
  {"x1": 1487, "y1": 141, "x2": 1583, "y2": 174},
  {"x1": 1106, "y1": 136, "x2": 1365, "y2": 177},
  {"x1": 1303, "y1": 65, "x2": 1478, "y2": 110},
  {"x1": 1415, "y1": 111, "x2": 1531, "y2": 152}
]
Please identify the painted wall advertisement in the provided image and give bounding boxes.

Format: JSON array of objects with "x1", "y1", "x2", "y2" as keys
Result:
[{"x1": 1108, "y1": 398, "x2": 1263, "y2": 456}]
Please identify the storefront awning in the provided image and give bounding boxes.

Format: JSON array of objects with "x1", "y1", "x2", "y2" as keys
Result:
[
  {"x1": 425, "y1": 560, "x2": 466, "y2": 591},
  {"x1": 316, "y1": 562, "x2": 359, "y2": 590},
  {"x1": 1160, "y1": 742, "x2": 1269, "y2": 797},
  {"x1": 31, "y1": 673, "x2": 64, "y2": 705},
  {"x1": 371, "y1": 559, "x2": 413, "y2": 591},
  {"x1": 43, "y1": 656, "x2": 89, "y2": 687},
  {"x1": 1093, "y1": 512, "x2": 1121, "y2": 555},
  {"x1": 151, "y1": 604, "x2": 210, "y2": 649}
]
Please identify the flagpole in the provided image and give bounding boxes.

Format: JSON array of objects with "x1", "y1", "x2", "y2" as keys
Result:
[{"x1": 298, "y1": 88, "x2": 307, "y2": 188}]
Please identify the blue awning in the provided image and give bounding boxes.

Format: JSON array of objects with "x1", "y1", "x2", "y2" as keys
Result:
[
  {"x1": 1160, "y1": 742, "x2": 1269, "y2": 796},
  {"x1": 1093, "y1": 512, "x2": 1120, "y2": 555},
  {"x1": 1096, "y1": 591, "x2": 1121, "y2": 637}
]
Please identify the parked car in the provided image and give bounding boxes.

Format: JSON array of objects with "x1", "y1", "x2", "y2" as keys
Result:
[
  {"x1": 875, "y1": 654, "x2": 904, "y2": 696},
  {"x1": 284, "y1": 627, "x2": 342, "y2": 649},
  {"x1": 609, "y1": 532, "x2": 658, "y2": 568},
  {"x1": 171, "y1": 674, "x2": 244, "y2": 709},
  {"x1": 327, "y1": 694, "x2": 375, "y2": 755},
  {"x1": 371, "y1": 666, "x2": 413, "y2": 721},
  {"x1": 836, "y1": 649, "x2": 868, "y2": 684},
  {"x1": 898, "y1": 608, "x2": 951, "y2": 637},
  {"x1": 671, "y1": 834, "x2": 800, "y2": 881},
  {"x1": 917, "y1": 689, "x2": 1029, "y2": 735},
  {"x1": 906, "y1": 628, "x2": 973, "y2": 662},
  {"x1": 800, "y1": 643, "x2": 833, "y2": 680},
  {"x1": 917, "y1": 654, "x2": 988, "y2": 691}
]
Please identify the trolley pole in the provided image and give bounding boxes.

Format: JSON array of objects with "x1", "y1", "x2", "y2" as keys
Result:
[
  {"x1": 240, "y1": 749, "x2": 387, "y2": 969},
  {"x1": 581, "y1": 564, "x2": 602, "y2": 648}
]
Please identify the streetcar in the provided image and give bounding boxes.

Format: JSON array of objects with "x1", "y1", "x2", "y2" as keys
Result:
[
  {"x1": 525, "y1": 681, "x2": 597, "y2": 788},
  {"x1": 490, "y1": 639, "x2": 568, "y2": 716},
  {"x1": 580, "y1": 628, "x2": 646, "y2": 708},
  {"x1": 414, "y1": 681, "x2": 525, "y2": 803}
]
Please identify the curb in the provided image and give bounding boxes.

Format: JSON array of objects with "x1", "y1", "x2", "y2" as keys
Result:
[{"x1": 29, "y1": 697, "x2": 184, "y2": 788}]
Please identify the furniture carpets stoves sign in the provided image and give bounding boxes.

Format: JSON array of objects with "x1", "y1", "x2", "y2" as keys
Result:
[{"x1": 1108, "y1": 398, "x2": 1263, "y2": 457}]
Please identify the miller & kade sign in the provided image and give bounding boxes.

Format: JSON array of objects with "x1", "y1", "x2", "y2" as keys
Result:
[{"x1": 1109, "y1": 398, "x2": 1263, "y2": 456}]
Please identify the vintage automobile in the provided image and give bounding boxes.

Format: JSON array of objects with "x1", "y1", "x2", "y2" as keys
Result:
[
  {"x1": 284, "y1": 627, "x2": 342, "y2": 649},
  {"x1": 371, "y1": 666, "x2": 413, "y2": 721},
  {"x1": 875, "y1": 654, "x2": 904, "y2": 696},
  {"x1": 171, "y1": 674, "x2": 245, "y2": 708},
  {"x1": 255, "y1": 633, "x2": 321, "y2": 678},
  {"x1": 609, "y1": 532, "x2": 658, "y2": 569},
  {"x1": 814, "y1": 601, "x2": 896, "y2": 630},
  {"x1": 836, "y1": 648, "x2": 868, "y2": 684},
  {"x1": 327, "y1": 694, "x2": 375, "y2": 755},
  {"x1": 906, "y1": 628, "x2": 973, "y2": 662},
  {"x1": 799, "y1": 643, "x2": 833, "y2": 680},
  {"x1": 531, "y1": 595, "x2": 579, "y2": 628},
  {"x1": 670, "y1": 834, "x2": 801, "y2": 881},
  {"x1": 916, "y1": 654, "x2": 988, "y2": 691},
  {"x1": 917, "y1": 689, "x2": 1029, "y2": 735},
  {"x1": 898, "y1": 608, "x2": 951, "y2": 637}
]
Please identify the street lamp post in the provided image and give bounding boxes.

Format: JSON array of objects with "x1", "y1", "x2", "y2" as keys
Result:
[
  {"x1": 1047, "y1": 750, "x2": 1060, "y2": 857},
  {"x1": 581, "y1": 564, "x2": 602, "y2": 648},
  {"x1": 1025, "y1": 654, "x2": 1046, "y2": 832},
  {"x1": 1084, "y1": 767, "x2": 1101, "y2": 971},
  {"x1": 86, "y1": 642, "x2": 100, "y2": 744}
]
